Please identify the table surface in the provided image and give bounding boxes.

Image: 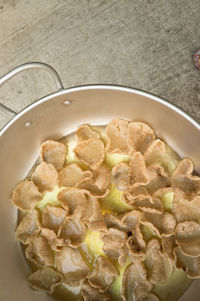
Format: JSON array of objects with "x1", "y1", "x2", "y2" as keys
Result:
[{"x1": 0, "y1": 0, "x2": 199, "y2": 129}]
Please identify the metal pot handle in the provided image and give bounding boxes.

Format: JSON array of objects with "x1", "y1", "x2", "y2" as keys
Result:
[{"x1": 0, "y1": 62, "x2": 64, "y2": 114}]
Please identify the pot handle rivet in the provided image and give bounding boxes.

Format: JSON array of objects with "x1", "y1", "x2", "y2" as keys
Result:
[
  {"x1": 25, "y1": 121, "x2": 32, "y2": 127},
  {"x1": 64, "y1": 100, "x2": 71, "y2": 106}
]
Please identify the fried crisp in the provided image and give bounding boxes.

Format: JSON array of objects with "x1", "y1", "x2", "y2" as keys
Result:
[
  {"x1": 145, "y1": 164, "x2": 171, "y2": 195},
  {"x1": 58, "y1": 217, "x2": 86, "y2": 247},
  {"x1": 172, "y1": 158, "x2": 200, "y2": 198},
  {"x1": 173, "y1": 247, "x2": 200, "y2": 279},
  {"x1": 87, "y1": 256, "x2": 119, "y2": 292},
  {"x1": 41, "y1": 205, "x2": 66, "y2": 234},
  {"x1": 129, "y1": 152, "x2": 149, "y2": 187},
  {"x1": 144, "y1": 139, "x2": 166, "y2": 165},
  {"x1": 40, "y1": 140, "x2": 67, "y2": 171},
  {"x1": 74, "y1": 138, "x2": 105, "y2": 169},
  {"x1": 32, "y1": 162, "x2": 58, "y2": 192},
  {"x1": 145, "y1": 239, "x2": 173, "y2": 285},
  {"x1": 104, "y1": 213, "x2": 131, "y2": 233},
  {"x1": 15, "y1": 210, "x2": 39, "y2": 244},
  {"x1": 76, "y1": 124, "x2": 100, "y2": 142},
  {"x1": 161, "y1": 236, "x2": 176, "y2": 260},
  {"x1": 112, "y1": 162, "x2": 129, "y2": 191},
  {"x1": 81, "y1": 279, "x2": 112, "y2": 301},
  {"x1": 126, "y1": 236, "x2": 146, "y2": 262},
  {"x1": 142, "y1": 212, "x2": 176, "y2": 237},
  {"x1": 25, "y1": 236, "x2": 54, "y2": 267},
  {"x1": 106, "y1": 119, "x2": 129, "y2": 154},
  {"x1": 101, "y1": 228, "x2": 128, "y2": 266},
  {"x1": 128, "y1": 197, "x2": 163, "y2": 214},
  {"x1": 80, "y1": 164, "x2": 111, "y2": 197},
  {"x1": 175, "y1": 221, "x2": 200, "y2": 257},
  {"x1": 12, "y1": 180, "x2": 42, "y2": 211},
  {"x1": 40, "y1": 228, "x2": 64, "y2": 251},
  {"x1": 122, "y1": 261, "x2": 152, "y2": 301},
  {"x1": 128, "y1": 122, "x2": 155, "y2": 154},
  {"x1": 28, "y1": 267, "x2": 63, "y2": 293},
  {"x1": 124, "y1": 187, "x2": 151, "y2": 205},
  {"x1": 55, "y1": 247, "x2": 90, "y2": 286},
  {"x1": 172, "y1": 188, "x2": 200, "y2": 223},
  {"x1": 58, "y1": 163, "x2": 92, "y2": 188}
]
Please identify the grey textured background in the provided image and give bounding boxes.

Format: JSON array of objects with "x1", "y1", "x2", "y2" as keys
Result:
[{"x1": 0, "y1": 0, "x2": 200, "y2": 129}]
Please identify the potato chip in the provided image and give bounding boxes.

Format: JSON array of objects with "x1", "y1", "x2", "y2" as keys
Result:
[
  {"x1": 15, "y1": 210, "x2": 39, "y2": 244},
  {"x1": 41, "y1": 205, "x2": 66, "y2": 234},
  {"x1": 76, "y1": 124, "x2": 100, "y2": 142},
  {"x1": 81, "y1": 279, "x2": 112, "y2": 301},
  {"x1": 32, "y1": 162, "x2": 58, "y2": 192},
  {"x1": 106, "y1": 119, "x2": 129, "y2": 154},
  {"x1": 174, "y1": 247, "x2": 200, "y2": 279}
]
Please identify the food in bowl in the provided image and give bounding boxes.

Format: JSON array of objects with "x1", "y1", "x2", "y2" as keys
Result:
[{"x1": 12, "y1": 119, "x2": 200, "y2": 301}]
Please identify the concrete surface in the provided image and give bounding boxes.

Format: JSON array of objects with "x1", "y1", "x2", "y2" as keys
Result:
[{"x1": 0, "y1": 0, "x2": 200, "y2": 128}]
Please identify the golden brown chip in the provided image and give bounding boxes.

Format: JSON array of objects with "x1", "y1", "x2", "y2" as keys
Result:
[
  {"x1": 40, "y1": 140, "x2": 67, "y2": 171},
  {"x1": 74, "y1": 138, "x2": 105, "y2": 169},
  {"x1": 172, "y1": 188, "x2": 200, "y2": 223},
  {"x1": 101, "y1": 228, "x2": 128, "y2": 266},
  {"x1": 172, "y1": 158, "x2": 200, "y2": 198},
  {"x1": 40, "y1": 228, "x2": 64, "y2": 251},
  {"x1": 122, "y1": 261, "x2": 152, "y2": 301},
  {"x1": 129, "y1": 197, "x2": 163, "y2": 214},
  {"x1": 58, "y1": 217, "x2": 86, "y2": 247},
  {"x1": 58, "y1": 163, "x2": 92, "y2": 188},
  {"x1": 105, "y1": 118, "x2": 129, "y2": 154},
  {"x1": 145, "y1": 164, "x2": 171, "y2": 195},
  {"x1": 145, "y1": 239, "x2": 173, "y2": 285},
  {"x1": 144, "y1": 139, "x2": 166, "y2": 165},
  {"x1": 175, "y1": 221, "x2": 200, "y2": 257},
  {"x1": 161, "y1": 236, "x2": 176, "y2": 260},
  {"x1": 25, "y1": 236, "x2": 54, "y2": 267},
  {"x1": 173, "y1": 247, "x2": 200, "y2": 279},
  {"x1": 81, "y1": 279, "x2": 112, "y2": 301},
  {"x1": 124, "y1": 187, "x2": 151, "y2": 205},
  {"x1": 28, "y1": 266, "x2": 63, "y2": 293},
  {"x1": 191, "y1": 195, "x2": 200, "y2": 208},
  {"x1": 55, "y1": 247, "x2": 90, "y2": 286},
  {"x1": 128, "y1": 122, "x2": 155, "y2": 154},
  {"x1": 76, "y1": 124, "x2": 100, "y2": 142},
  {"x1": 104, "y1": 213, "x2": 130, "y2": 233},
  {"x1": 112, "y1": 162, "x2": 129, "y2": 191},
  {"x1": 32, "y1": 162, "x2": 58, "y2": 192},
  {"x1": 142, "y1": 212, "x2": 176, "y2": 237},
  {"x1": 126, "y1": 236, "x2": 146, "y2": 262},
  {"x1": 15, "y1": 210, "x2": 39, "y2": 244},
  {"x1": 41, "y1": 205, "x2": 66, "y2": 234},
  {"x1": 87, "y1": 256, "x2": 119, "y2": 292},
  {"x1": 12, "y1": 180, "x2": 42, "y2": 211},
  {"x1": 129, "y1": 152, "x2": 150, "y2": 187},
  {"x1": 83, "y1": 195, "x2": 106, "y2": 231},
  {"x1": 80, "y1": 164, "x2": 111, "y2": 197}
]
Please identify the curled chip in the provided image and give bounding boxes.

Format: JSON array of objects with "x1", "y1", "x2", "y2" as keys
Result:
[
  {"x1": 81, "y1": 279, "x2": 112, "y2": 301},
  {"x1": 15, "y1": 210, "x2": 39, "y2": 244},
  {"x1": 145, "y1": 164, "x2": 171, "y2": 195},
  {"x1": 145, "y1": 239, "x2": 173, "y2": 285},
  {"x1": 58, "y1": 163, "x2": 92, "y2": 188},
  {"x1": 32, "y1": 162, "x2": 58, "y2": 192},
  {"x1": 173, "y1": 247, "x2": 200, "y2": 279},
  {"x1": 74, "y1": 138, "x2": 105, "y2": 169},
  {"x1": 55, "y1": 247, "x2": 90, "y2": 286},
  {"x1": 129, "y1": 152, "x2": 149, "y2": 187},
  {"x1": 41, "y1": 205, "x2": 66, "y2": 234},
  {"x1": 175, "y1": 221, "x2": 200, "y2": 257},
  {"x1": 79, "y1": 164, "x2": 111, "y2": 197},
  {"x1": 128, "y1": 122, "x2": 155, "y2": 154},
  {"x1": 40, "y1": 140, "x2": 67, "y2": 171},
  {"x1": 106, "y1": 118, "x2": 129, "y2": 154},
  {"x1": 87, "y1": 256, "x2": 119, "y2": 292},
  {"x1": 76, "y1": 124, "x2": 100, "y2": 142},
  {"x1": 172, "y1": 188, "x2": 200, "y2": 223},
  {"x1": 28, "y1": 267, "x2": 63, "y2": 293},
  {"x1": 101, "y1": 228, "x2": 128, "y2": 266},
  {"x1": 112, "y1": 162, "x2": 129, "y2": 191},
  {"x1": 58, "y1": 217, "x2": 86, "y2": 247},
  {"x1": 40, "y1": 228, "x2": 64, "y2": 252},
  {"x1": 172, "y1": 158, "x2": 200, "y2": 198},
  {"x1": 144, "y1": 139, "x2": 166, "y2": 164},
  {"x1": 25, "y1": 236, "x2": 54, "y2": 267},
  {"x1": 161, "y1": 236, "x2": 176, "y2": 260},
  {"x1": 12, "y1": 180, "x2": 42, "y2": 211},
  {"x1": 122, "y1": 261, "x2": 152, "y2": 301},
  {"x1": 126, "y1": 236, "x2": 146, "y2": 262},
  {"x1": 124, "y1": 187, "x2": 151, "y2": 205}
]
